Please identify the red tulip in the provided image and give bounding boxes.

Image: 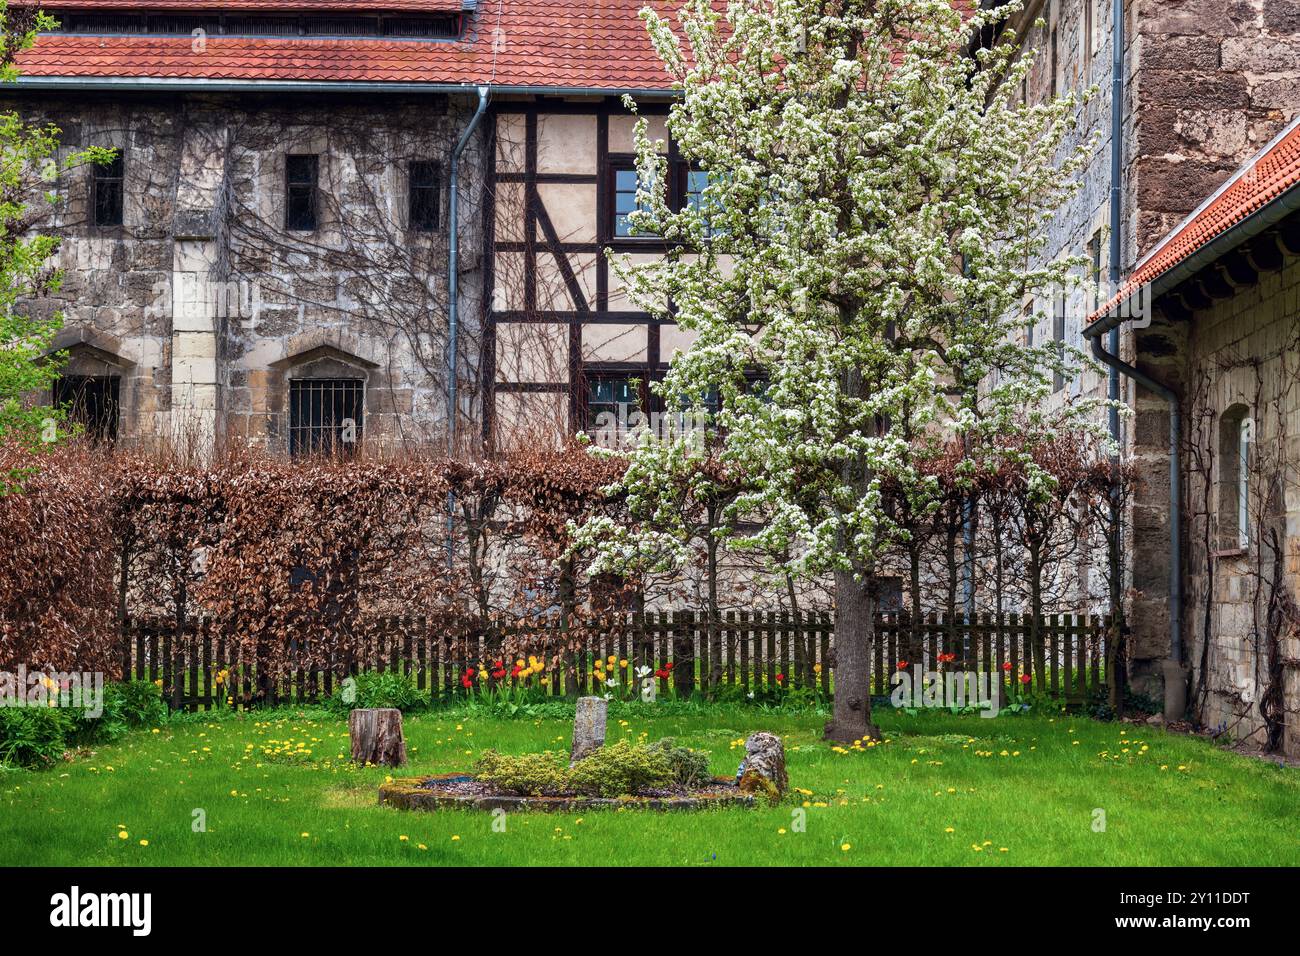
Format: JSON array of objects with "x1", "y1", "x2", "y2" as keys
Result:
[{"x1": 1019, "y1": 673, "x2": 1032, "y2": 684}]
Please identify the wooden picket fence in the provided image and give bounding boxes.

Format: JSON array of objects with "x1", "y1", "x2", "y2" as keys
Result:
[{"x1": 119, "y1": 610, "x2": 1115, "y2": 712}]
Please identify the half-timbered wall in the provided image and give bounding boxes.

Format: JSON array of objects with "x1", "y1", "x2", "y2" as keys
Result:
[{"x1": 484, "y1": 97, "x2": 696, "y2": 450}]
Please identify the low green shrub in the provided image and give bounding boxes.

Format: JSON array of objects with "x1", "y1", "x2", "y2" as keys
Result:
[
  {"x1": 70, "y1": 680, "x2": 168, "y2": 745},
  {"x1": 475, "y1": 739, "x2": 691, "y2": 797},
  {"x1": 0, "y1": 707, "x2": 74, "y2": 768},
  {"x1": 648, "y1": 737, "x2": 711, "y2": 788},
  {"x1": 567, "y1": 738, "x2": 673, "y2": 797},
  {"x1": 327, "y1": 672, "x2": 426, "y2": 714},
  {"x1": 113, "y1": 680, "x2": 170, "y2": 728},
  {"x1": 473, "y1": 749, "x2": 569, "y2": 795}
]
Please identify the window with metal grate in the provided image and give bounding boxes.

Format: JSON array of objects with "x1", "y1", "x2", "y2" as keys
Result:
[
  {"x1": 53, "y1": 375, "x2": 120, "y2": 444},
  {"x1": 289, "y1": 378, "x2": 364, "y2": 457}
]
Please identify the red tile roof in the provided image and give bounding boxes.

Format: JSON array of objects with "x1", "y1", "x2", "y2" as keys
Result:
[
  {"x1": 45, "y1": 1, "x2": 467, "y2": 9},
  {"x1": 19, "y1": 0, "x2": 683, "y2": 91},
  {"x1": 20, "y1": 0, "x2": 975, "y2": 91},
  {"x1": 1089, "y1": 117, "x2": 1300, "y2": 324}
]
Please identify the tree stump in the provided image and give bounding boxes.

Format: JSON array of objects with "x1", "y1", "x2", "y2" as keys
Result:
[
  {"x1": 349, "y1": 708, "x2": 407, "y2": 767},
  {"x1": 737, "y1": 731, "x2": 788, "y2": 802}
]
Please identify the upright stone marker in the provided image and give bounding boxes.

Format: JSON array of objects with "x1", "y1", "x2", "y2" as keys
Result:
[
  {"x1": 737, "y1": 731, "x2": 788, "y2": 801},
  {"x1": 570, "y1": 696, "x2": 607, "y2": 764}
]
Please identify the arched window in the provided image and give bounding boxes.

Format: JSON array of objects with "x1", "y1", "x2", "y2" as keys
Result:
[{"x1": 1217, "y1": 404, "x2": 1252, "y2": 550}]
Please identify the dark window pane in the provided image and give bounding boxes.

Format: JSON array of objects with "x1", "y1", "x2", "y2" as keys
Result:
[
  {"x1": 288, "y1": 378, "x2": 364, "y2": 457},
  {"x1": 408, "y1": 160, "x2": 439, "y2": 231},
  {"x1": 587, "y1": 375, "x2": 638, "y2": 428},
  {"x1": 93, "y1": 152, "x2": 124, "y2": 227},
  {"x1": 285, "y1": 154, "x2": 318, "y2": 231},
  {"x1": 53, "y1": 375, "x2": 119, "y2": 443}
]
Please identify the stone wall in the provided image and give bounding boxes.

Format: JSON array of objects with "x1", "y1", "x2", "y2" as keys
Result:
[
  {"x1": 1135, "y1": 0, "x2": 1300, "y2": 258},
  {"x1": 11, "y1": 90, "x2": 488, "y2": 456},
  {"x1": 1178, "y1": 254, "x2": 1300, "y2": 754},
  {"x1": 1011, "y1": 0, "x2": 1300, "y2": 701}
]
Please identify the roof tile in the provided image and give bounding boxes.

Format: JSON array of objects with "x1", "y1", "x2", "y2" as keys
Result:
[
  {"x1": 20, "y1": 1, "x2": 678, "y2": 89},
  {"x1": 1090, "y1": 118, "x2": 1300, "y2": 323}
]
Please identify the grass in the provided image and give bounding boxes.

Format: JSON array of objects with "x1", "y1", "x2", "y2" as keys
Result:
[{"x1": 1, "y1": 703, "x2": 1297, "y2": 866}]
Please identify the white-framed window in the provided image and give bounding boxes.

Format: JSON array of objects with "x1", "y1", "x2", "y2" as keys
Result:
[{"x1": 1217, "y1": 405, "x2": 1252, "y2": 550}]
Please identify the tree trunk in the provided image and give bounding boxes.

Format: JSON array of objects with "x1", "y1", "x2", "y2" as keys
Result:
[
  {"x1": 825, "y1": 570, "x2": 880, "y2": 742},
  {"x1": 349, "y1": 708, "x2": 407, "y2": 767}
]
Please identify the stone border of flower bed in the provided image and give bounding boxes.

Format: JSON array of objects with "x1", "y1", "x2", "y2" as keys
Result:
[{"x1": 378, "y1": 773, "x2": 756, "y2": 812}]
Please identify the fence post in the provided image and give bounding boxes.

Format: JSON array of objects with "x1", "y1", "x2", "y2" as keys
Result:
[
  {"x1": 673, "y1": 610, "x2": 696, "y2": 698},
  {"x1": 1090, "y1": 614, "x2": 1102, "y2": 693},
  {"x1": 1049, "y1": 613, "x2": 1059, "y2": 696},
  {"x1": 743, "y1": 613, "x2": 754, "y2": 697},
  {"x1": 819, "y1": 611, "x2": 832, "y2": 697}
]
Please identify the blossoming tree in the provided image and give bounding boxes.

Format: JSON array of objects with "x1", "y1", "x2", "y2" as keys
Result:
[
  {"x1": 0, "y1": 5, "x2": 116, "y2": 489},
  {"x1": 578, "y1": 0, "x2": 1103, "y2": 742}
]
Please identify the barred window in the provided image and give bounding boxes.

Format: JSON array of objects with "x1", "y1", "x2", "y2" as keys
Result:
[
  {"x1": 289, "y1": 378, "x2": 363, "y2": 457},
  {"x1": 54, "y1": 375, "x2": 120, "y2": 443}
]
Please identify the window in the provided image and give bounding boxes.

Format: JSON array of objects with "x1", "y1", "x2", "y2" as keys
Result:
[
  {"x1": 289, "y1": 378, "x2": 364, "y2": 457},
  {"x1": 586, "y1": 374, "x2": 639, "y2": 430},
  {"x1": 408, "y1": 160, "x2": 440, "y2": 231},
  {"x1": 610, "y1": 164, "x2": 656, "y2": 238},
  {"x1": 93, "y1": 151, "x2": 124, "y2": 227},
  {"x1": 53, "y1": 375, "x2": 119, "y2": 443},
  {"x1": 1088, "y1": 230, "x2": 1103, "y2": 313},
  {"x1": 285, "y1": 154, "x2": 319, "y2": 232},
  {"x1": 1083, "y1": 0, "x2": 1095, "y2": 72},
  {"x1": 878, "y1": 577, "x2": 904, "y2": 614},
  {"x1": 684, "y1": 169, "x2": 709, "y2": 212},
  {"x1": 1050, "y1": 25, "x2": 1059, "y2": 99},
  {"x1": 1217, "y1": 405, "x2": 1252, "y2": 550},
  {"x1": 1052, "y1": 293, "x2": 1067, "y2": 393},
  {"x1": 681, "y1": 167, "x2": 724, "y2": 236}
]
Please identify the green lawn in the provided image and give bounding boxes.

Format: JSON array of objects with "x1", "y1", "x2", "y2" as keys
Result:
[{"x1": 2, "y1": 703, "x2": 1296, "y2": 866}]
